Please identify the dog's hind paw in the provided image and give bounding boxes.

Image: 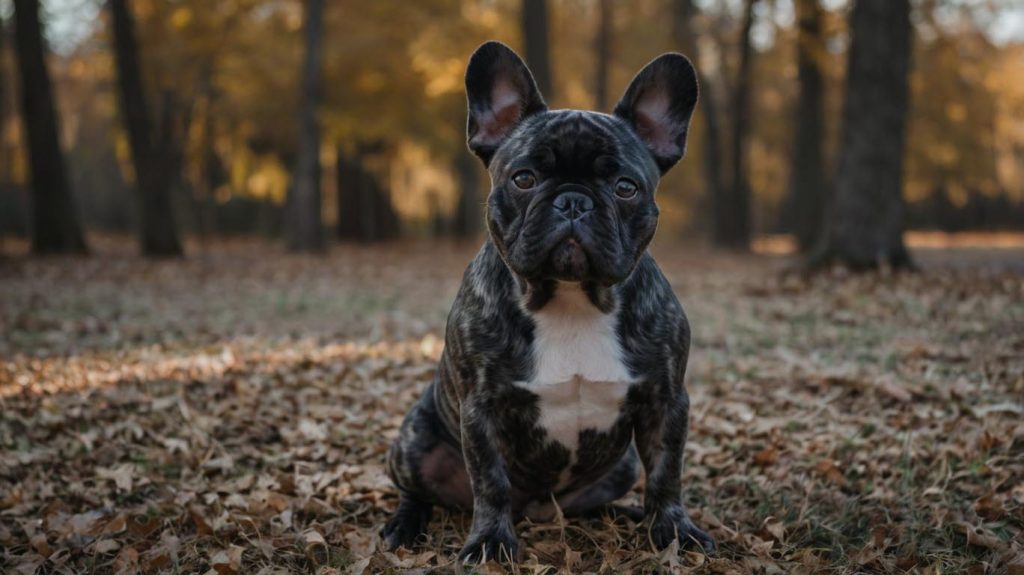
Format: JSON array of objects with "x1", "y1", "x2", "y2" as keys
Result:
[{"x1": 381, "y1": 498, "x2": 432, "y2": 551}]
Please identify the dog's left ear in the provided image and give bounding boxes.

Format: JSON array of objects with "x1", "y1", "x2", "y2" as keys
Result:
[
  {"x1": 465, "y1": 41, "x2": 548, "y2": 166},
  {"x1": 614, "y1": 53, "x2": 699, "y2": 174}
]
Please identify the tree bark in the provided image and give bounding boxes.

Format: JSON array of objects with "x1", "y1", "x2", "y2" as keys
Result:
[
  {"x1": 336, "y1": 148, "x2": 360, "y2": 241},
  {"x1": 716, "y1": 0, "x2": 756, "y2": 249},
  {"x1": 337, "y1": 145, "x2": 398, "y2": 243},
  {"x1": 12, "y1": 0, "x2": 88, "y2": 255},
  {"x1": 452, "y1": 148, "x2": 482, "y2": 238},
  {"x1": 0, "y1": 16, "x2": 11, "y2": 183},
  {"x1": 673, "y1": 0, "x2": 726, "y2": 239},
  {"x1": 521, "y1": 0, "x2": 553, "y2": 99},
  {"x1": 110, "y1": 0, "x2": 182, "y2": 257},
  {"x1": 287, "y1": 0, "x2": 325, "y2": 252},
  {"x1": 786, "y1": 0, "x2": 826, "y2": 252},
  {"x1": 593, "y1": 0, "x2": 611, "y2": 110},
  {"x1": 811, "y1": 0, "x2": 913, "y2": 270}
]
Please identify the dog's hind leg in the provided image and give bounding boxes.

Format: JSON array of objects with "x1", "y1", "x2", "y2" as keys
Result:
[
  {"x1": 381, "y1": 494, "x2": 433, "y2": 550},
  {"x1": 383, "y1": 381, "x2": 470, "y2": 550}
]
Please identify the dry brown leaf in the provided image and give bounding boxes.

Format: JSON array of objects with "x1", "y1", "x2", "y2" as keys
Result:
[
  {"x1": 209, "y1": 545, "x2": 244, "y2": 574},
  {"x1": 93, "y1": 539, "x2": 120, "y2": 554},
  {"x1": 876, "y1": 379, "x2": 912, "y2": 403},
  {"x1": 114, "y1": 546, "x2": 139, "y2": 575},
  {"x1": 974, "y1": 493, "x2": 1006, "y2": 520},
  {"x1": 753, "y1": 446, "x2": 779, "y2": 466},
  {"x1": 303, "y1": 529, "x2": 328, "y2": 565},
  {"x1": 959, "y1": 522, "x2": 1008, "y2": 551},
  {"x1": 1006, "y1": 553, "x2": 1024, "y2": 575},
  {"x1": 29, "y1": 534, "x2": 50, "y2": 558},
  {"x1": 815, "y1": 459, "x2": 847, "y2": 486},
  {"x1": 764, "y1": 519, "x2": 785, "y2": 541},
  {"x1": 97, "y1": 464, "x2": 136, "y2": 492}
]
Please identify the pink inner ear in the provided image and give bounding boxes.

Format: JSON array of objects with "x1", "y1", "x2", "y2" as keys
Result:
[
  {"x1": 635, "y1": 92, "x2": 680, "y2": 158},
  {"x1": 474, "y1": 78, "x2": 522, "y2": 147}
]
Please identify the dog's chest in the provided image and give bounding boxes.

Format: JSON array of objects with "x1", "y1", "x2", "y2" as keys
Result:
[{"x1": 517, "y1": 286, "x2": 633, "y2": 453}]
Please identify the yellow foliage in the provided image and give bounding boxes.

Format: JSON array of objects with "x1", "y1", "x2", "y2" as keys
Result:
[{"x1": 170, "y1": 7, "x2": 193, "y2": 30}]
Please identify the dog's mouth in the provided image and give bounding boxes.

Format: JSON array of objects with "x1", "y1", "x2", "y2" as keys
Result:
[{"x1": 548, "y1": 236, "x2": 590, "y2": 281}]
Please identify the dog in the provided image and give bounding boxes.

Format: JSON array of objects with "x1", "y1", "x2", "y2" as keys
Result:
[{"x1": 383, "y1": 41, "x2": 714, "y2": 563}]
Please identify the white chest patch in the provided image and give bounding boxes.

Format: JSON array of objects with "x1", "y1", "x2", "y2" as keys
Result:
[{"x1": 516, "y1": 284, "x2": 634, "y2": 455}]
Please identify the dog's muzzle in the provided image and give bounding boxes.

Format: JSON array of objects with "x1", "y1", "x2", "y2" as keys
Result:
[{"x1": 552, "y1": 185, "x2": 595, "y2": 223}]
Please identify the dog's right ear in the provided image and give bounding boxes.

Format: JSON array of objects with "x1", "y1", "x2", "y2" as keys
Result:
[{"x1": 465, "y1": 41, "x2": 548, "y2": 166}]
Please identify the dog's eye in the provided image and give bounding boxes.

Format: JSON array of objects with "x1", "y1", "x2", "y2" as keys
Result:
[
  {"x1": 615, "y1": 178, "x2": 638, "y2": 199},
  {"x1": 511, "y1": 170, "x2": 537, "y2": 190}
]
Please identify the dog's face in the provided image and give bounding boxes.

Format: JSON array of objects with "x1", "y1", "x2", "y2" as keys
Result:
[{"x1": 465, "y1": 42, "x2": 698, "y2": 285}]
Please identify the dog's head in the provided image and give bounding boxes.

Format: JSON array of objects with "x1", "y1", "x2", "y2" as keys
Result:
[{"x1": 465, "y1": 41, "x2": 698, "y2": 286}]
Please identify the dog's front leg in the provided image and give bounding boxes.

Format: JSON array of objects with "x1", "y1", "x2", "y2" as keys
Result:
[
  {"x1": 457, "y1": 395, "x2": 519, "y2": 563},
  {"x1": 634, "y1": 385, "x2": 716, "y2": 553}
]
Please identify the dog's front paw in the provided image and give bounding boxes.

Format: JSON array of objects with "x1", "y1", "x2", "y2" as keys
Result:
[
  {"x1": 457, "y1": 524, "x2": 520, "y2": 564},
  {"x1": 649, "y1": 505, "x2": 716, "y2": 554}
]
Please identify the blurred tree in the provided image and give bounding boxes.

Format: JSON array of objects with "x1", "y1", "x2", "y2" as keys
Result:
[
  {"x1": 716, "y1": 0, "x2": 757, "y2": 249},
  {"x1": 813, "y1": 0, "x2": 913, "y2": 269},
  {"x1": 336, "y1": 149, "x2": 360, "y2": 241},
  {"x1": 903, "y1": 3, "x2": 1009, "y2": 213},
  {"x1": 12, "y1": 0, "x2": 87, "y2": 254},
  {"x1": 110, "y1": 0, "x2": 183, "y2": 257},
  {"x1": 0, "y1": 15, "x2": 9, "y2": 183},
  {"x1": 785, "y1": 0, "x2": 826, "y2": 251},
  {"x1": 672, "y1": 0, "x2": 725, "y2": 237},
  {"x1": 288, "y1": 0, "x2": 325, "y2": 252},
  {"x1": 594, "y1": 0, "x2": 612, "y2": 110},
  {"x1": 522, "y1": 0, "x2": 553, "y2": 100},
  {"x1": 451, "y1": 148, "x2": 482, "y2": 238},
  {"x1": 2, "y1": 0, "x2": 1018, "y2": 245},
  {"x1": 336, "y1": 143, "x2": 398, "y2": 242}
]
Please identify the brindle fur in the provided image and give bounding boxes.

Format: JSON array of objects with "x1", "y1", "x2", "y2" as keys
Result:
[{"x1": 383, "y1": 41, "x2": 714, "y2": 563}]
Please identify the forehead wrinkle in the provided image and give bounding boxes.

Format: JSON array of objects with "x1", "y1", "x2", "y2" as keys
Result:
[
  {"x1": 537, "y1": 112, "x2": 619, "y2": 176},
  {"x1": 490, "y1": 112, "x2": 554, "y2": 170},
  {"x1": 491, "y1": 109, "x2": 661, "y2": 186}
]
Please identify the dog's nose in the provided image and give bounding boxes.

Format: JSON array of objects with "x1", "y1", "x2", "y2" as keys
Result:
[{"x1": 553, "y1": 192, "x2": 594, "y2": 221}]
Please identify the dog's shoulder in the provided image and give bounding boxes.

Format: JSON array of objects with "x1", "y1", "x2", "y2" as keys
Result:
[{"x1": 615, "y1": 253, "x2": 690, "y2": 374}]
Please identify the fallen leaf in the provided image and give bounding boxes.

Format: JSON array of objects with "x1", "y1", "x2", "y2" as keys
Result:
[
  {"x1": 210, "y1": 545, "x2": 244, "y2": 574},
  {"x1": 815, "y1": 459, "x2": 847, "y2": 486},
  {"x1": 304, "y1": 529, "x2": 328, "y2": 565},
  {"x1": 114, "y1": 546, "x2": 139, "y2": 575},
  {"x1": 753, "y1": 446, "x2": 779, "y2": 466},
  {"x1": 346, "y1": 557, "x2": 371, "y2": 575},
  {"x1": 959, "y1": 522, "x2": 1008, "y2": 551},
  {"x1": 30, "y1": 534, "x2": 50, "y2": 558},
  {"x1": 97, "y1": 464, "x2": 135, "y2": 492}
]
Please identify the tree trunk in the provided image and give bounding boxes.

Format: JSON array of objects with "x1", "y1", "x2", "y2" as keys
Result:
[
  {"x1": 521, "y1": 0, "x2": 553, "y2": 99},
  {"x1": 287, "y1": 0, "x2": 325, "y2": 252},
  {"x1": 0, "y1": 16, "x2": 11, "y2": 183},
  {"x1": 452, "y1": 148, "x2": 482, "y2": 238},
  {"x1": 716, "y1": 0, "x2": 756, "y2": 249},
  {"x1": 110, "y1": 0, "x2": 182, "y2": 257},
  {"x1": 673, "y1": 0, "x2": 726, "y2": 239},
  {"x1": 812, "y1": 0, "x2": 913, "y2": 270},
  {"x1": 337, "y1": 145, "x2": 398, "y2": 243},
  {"x1": 593, "y1": 0, "x2": 612, "y2": 110},
  {"x1": 786, "y1": 0, "x2": 827, "y2": 252},
  {"x1": 12, "y1": 0, "x2": 87, "y2": 255},
  {"x1": 336, "y1": 148, "x2": 360, "y2": 241}
]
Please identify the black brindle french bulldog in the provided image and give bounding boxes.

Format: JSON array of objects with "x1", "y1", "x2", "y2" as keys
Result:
[{"x1": 383, "y1": 41, "x2": 714, "y2": 562}]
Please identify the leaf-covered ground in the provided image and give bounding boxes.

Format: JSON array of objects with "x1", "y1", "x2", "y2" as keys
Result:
[{"x1": 1, "y1": 238, "x2": 1022, "y2": 574}]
